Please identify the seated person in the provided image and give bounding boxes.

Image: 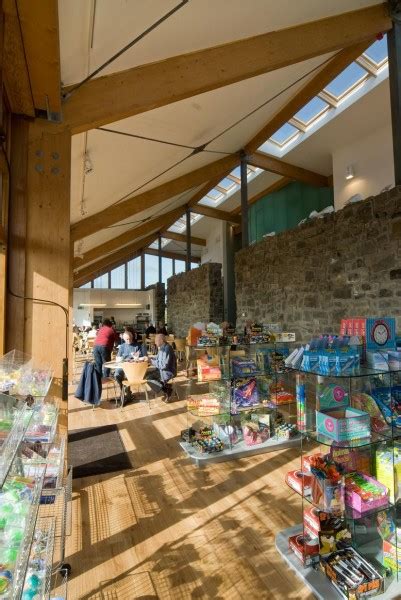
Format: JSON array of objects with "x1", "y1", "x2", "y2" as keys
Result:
[
  {"x1": 86, "y1": 324, "x2": 98, "y2": 339},
  {"x1": 114, "y1": 330, "x2": 147, "y2": 399},
  {"x1": 146, "y1": 333, "x2": 177, "y2": 403},
  {"x1": 157, "y1": 322, "x2": 168, "y2": 336},
  {"x1": 145, "y1": 322, "x2": 156, "y2": 336}
]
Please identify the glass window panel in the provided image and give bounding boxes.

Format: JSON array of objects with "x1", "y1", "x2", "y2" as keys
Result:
[
  {"x1": 219, "y1": 177, "x2": 237, "y2": 191},
  {"x1": 191, "y1": 262, "x2": 199, "y2": 269},
  {"x1": 127, "y1": 257, "x2": 141, "y2": 289},
  {"x1": 175, "y1": 259, "x2": 185, "y2": 274},
  {"x1": 206, "y1": 188, "x2": 224, "y2": 201},
  {"x1": 364, "y1": 35, "x2": 388, "y2": 65},
  {"x1": 162, "y1": 257, "x2": 173, "y2": 285},
  {"x1": 270, "y1": 122, "x2": 300, "y2": 145},
  {"x1": 144, "y1": 254, "x2": 159, "y2": 287},
  {"x1": 93, "y1": 274, "x2": 108, "y2": 289},
  {"x1": 230, "y1": 166, "x2": 241, "y2": 179},
  {"x1": 110, "y1": 264, "x2": 125, "y2": 289},
  {"x1": 293, "y1": 96, "x2": 329, "y2": 124},
  {"x1": 324, "y1": 62, "x2": 367, "y2": 98},
  {"x1": 79, "y1": 282, "x2": 91, "y2": 289}
]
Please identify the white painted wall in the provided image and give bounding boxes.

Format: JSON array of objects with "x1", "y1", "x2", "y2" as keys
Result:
[
  {"x1": 73, "y1": 288, "x2": 154, "y2": 327},
  {"x1": 200, "y1": 220, "x2": 225, "y2": 267},
  {"x1": 333, "y1": 122, "x2": 395, "y2": 211}
]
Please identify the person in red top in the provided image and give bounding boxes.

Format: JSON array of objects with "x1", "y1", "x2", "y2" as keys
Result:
[{"x1": 93, "y1": 319, "x2": 119, "y2": 377}]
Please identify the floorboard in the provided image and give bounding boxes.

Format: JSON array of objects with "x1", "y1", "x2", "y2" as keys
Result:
[{"x1": 66, "y1": 361, "x2": 313, "y2": 600}]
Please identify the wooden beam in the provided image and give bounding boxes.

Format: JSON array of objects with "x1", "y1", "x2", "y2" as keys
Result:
[
  {"x1": 73, "y1": 207, "x2": 183, "y2": 269},
  {"x1": 74, "y1": 233, "x2": 157, "y2": 284},
  {"x1": 191, "y1": 204, "x2": 241, "y2": 223},
  {"x1": 161, "y1": 230, "x2": 206, "y2": 247},
  {"x1": 71, "y1": 154, "x2": 238, "y2": 241},
  {"x1": 3, "y1": 0, "x2": 34, "y2": 116},
  {"x1": 231, "y1": 177, "x2": 292, "y2": 215},
  {"x1": 245, "y1": 41, "x2": 374, "y2": 153},
  {"x1": 16, "y1": 0, "x2": 62, "y2": 118},
  {"x1": 248, "y1": 152, "x2": 329, "y2": 187},
  {"x1": 145, "y1": 248, "x2": 201, "y2": 263},
  {"x1": 62, "y1": 4, "x2": 390, "y2": 134}
]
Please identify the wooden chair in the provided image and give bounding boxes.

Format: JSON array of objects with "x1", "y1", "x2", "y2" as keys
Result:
[
  {"x1": 101, "y1": 376, "x2": 119, "y2": 406},
  {"x1": 120, "y1": 362, "x2": 150, "y2": 408},
  {"x1": 174, "y1": 338, "x2": 186, "y2": 362}
]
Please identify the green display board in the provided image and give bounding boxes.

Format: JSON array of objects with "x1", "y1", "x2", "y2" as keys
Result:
[{"x1": 249, "y1": 181, "x2": 333, "y2": 244}]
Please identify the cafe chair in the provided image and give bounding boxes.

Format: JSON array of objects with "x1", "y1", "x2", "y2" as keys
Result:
[
  {"x1": 174, "y1": 338, "x2": 186, "y2": 362},
  {"x1": 120, "y1": 362, "x2": 150, "y2": 409}
]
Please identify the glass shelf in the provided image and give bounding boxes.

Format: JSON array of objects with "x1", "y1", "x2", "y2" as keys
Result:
[
  {"x1": 21, "y1": 516, "x2": 56, "y2": 600},
  {"x1": 301, "y1": 430, "x2": 399, "y2": 448},
  {"x1": 0, "y1": 395, "x2": 31, "y2": 489},
  {"x1": 287, "y1": 365, "x2": 401, "y2": 378}
]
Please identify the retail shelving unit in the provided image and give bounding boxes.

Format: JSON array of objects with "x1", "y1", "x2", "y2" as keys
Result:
[
  {"x1": 180, "y1": 342, "x2": 302, "y2": 466},
  {"x1": 0, "y1": 351, "x2": 70, "y2": 599},
  {"x1": 276, "y1": 365, "x2": 401, "y2": 599}
]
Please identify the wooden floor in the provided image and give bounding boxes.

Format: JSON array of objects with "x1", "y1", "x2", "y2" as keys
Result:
[{"x1": 66, "y1": 363, "x2": 313, "y2": 600}]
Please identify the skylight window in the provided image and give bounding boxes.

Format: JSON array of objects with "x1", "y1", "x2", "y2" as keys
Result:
[
  {"x1": 206, "y1": 188, "x2": 224, "y2": 202},
  {"x1": 169, "y1": 213, "x2": 201, "y2": 234},
  {"x1": 363, "y1": 35, "x2": 388, "y2": 66},
  {"x1": 293, "y1": 96, "x2": 329, "y2": 125},
  {"x1": 324, "y1": 62, "x2": 368, "y2": 99},
  {"x1": 218, "y1": 177, "x2": 238, "y2": 192},
  {"x1": 270, "y1": 122, "x2": 300, "y2": 146}
]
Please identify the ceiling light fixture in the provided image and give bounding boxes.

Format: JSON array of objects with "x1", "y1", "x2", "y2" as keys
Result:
[
  {"x1": 79, "y1": 303, "x2": 107, "y2": 307},
  {"x1": 345, "y1": 165, "x2": 355, "y2": 180}
]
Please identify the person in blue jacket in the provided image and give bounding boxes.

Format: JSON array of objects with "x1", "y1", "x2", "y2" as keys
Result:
[
  {"x1": 114, "y1": 329, "x2": 147, "y2": 401},
  {"x1": 146, "y1": 333, "x2": 177, "y2": 402}
]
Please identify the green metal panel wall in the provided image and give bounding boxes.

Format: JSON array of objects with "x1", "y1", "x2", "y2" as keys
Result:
[{"x1": 249, "y1": 181, "x2": 334, "y2": 243}]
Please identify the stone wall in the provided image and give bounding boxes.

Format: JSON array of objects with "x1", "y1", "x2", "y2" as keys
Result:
[
  {"x1": 235, "y1": 186, "x2": 401, "y2": 339},
  {"x1": 167, "y1": 263, "x2": 223, "y2": 337},
  {"x1": 146, "y1": 283, "x2": 165, "y2": 326}
]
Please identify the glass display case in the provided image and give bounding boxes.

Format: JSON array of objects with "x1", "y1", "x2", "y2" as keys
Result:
[
  {"x1": 0, "y1": 350, "x2": 53, "y2": 399},
  {"x1": 0, "y1": 393, "x2": 31, "y2": 488},
  {"x1": 180, "y1": 343, "x2": 301, "y2": 465},
  {"x1": 276, "y1": 366, "x2": 401, "y2": 600}
]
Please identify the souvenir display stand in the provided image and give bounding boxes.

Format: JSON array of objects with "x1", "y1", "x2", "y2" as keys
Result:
[
  {"x1": 180, "y1": 342, "x2": 302, "y2": 466},
  {"x1": 0, "y1": 351, "x2": 70, "y2": 599},
  {"x1": 276, "y1": 365, "x2": 401, "y2": 600}
]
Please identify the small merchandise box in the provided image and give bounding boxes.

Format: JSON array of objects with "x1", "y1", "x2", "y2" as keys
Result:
[
  {"x1": 316, "y1": 407, "x2": 370, "y2": 442},
  {"x1": 321, "y1": 548, "x2": 384, "y2": 599},
  {"x1": 344, "y1": 472, "x2": 389, "y2": 514},
  {"x1": 383, "y1": 540, "x2": 401, "y2": 574}
]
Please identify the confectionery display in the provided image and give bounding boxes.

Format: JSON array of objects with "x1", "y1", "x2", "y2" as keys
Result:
[
  {"x1": 180, "y1": 341, "x2": 301, "y2": 464},
  {"x1": 0, "y1": 350, "x2": 69, "y2": 599},
  {"x1": 275, "y1": 323, "x2": 401, "y2": 599}
]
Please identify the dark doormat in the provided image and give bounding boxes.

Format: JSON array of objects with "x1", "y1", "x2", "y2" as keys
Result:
[{"x1": 68, "y1": 424, "x2": 132, "y2": 479}]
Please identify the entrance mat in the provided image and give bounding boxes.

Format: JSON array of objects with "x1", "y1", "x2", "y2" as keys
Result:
[{"x1": 68, "y1": 424, "x2": 132, "y2": 479}]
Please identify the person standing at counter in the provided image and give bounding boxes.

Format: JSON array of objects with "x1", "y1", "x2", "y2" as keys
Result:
[{"x1": 93, "y1": 319, "x2": 119, "y2": 377}]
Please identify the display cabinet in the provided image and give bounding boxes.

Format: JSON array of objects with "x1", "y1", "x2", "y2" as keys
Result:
[
  {"x1": 0, "y1": 351, "x2": 70, "y2": 599},
  {"x1": 180, "y1": 343, "x2": 301, "y2": 466},
  {"x1": 276, "y1": 365, "x2": 401, "y2": 600}
]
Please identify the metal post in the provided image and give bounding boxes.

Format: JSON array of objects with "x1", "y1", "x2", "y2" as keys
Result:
[
  {"x1": 186, "y1": 207, "x2": 191, "y2": 271},
  {"x1": 240, "y1": 151, "x2": 249, "y2": 248},
  {"x1": 140, "y1": 252, "x2": 145, "y2": 289},
  {"x1": 388, "y1": 6, "x2": 401, "y2": 185},
  {"x1": 158, "y1": 233, "x2": 162, "y2": 283}
]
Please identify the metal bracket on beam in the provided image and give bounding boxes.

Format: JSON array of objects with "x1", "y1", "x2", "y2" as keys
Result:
[{"x1": 389, "y1": 0, "x2": 401, "y2": 24}]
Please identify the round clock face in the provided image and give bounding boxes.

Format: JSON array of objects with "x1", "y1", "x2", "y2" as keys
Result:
[{"x1": 373, "y1": 323, "x2": 389, "y2": 346}]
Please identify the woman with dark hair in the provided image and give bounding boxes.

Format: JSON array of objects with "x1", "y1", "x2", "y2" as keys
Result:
[{"x1": 93, "y1": 318, "x2": 119, "y2": 377}]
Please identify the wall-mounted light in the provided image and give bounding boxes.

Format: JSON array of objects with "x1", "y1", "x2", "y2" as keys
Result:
[
  {"x1": 115, "y1": 303, "x2": 142, "y2": 307},
  {"x1": 345, "y1": 165, "x2": 355, "y2": 180},
  {"x1": 79, "y1": 303, "x2": 106, "y2": 307}
]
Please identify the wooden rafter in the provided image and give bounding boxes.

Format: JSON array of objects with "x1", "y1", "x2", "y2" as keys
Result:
[
  {"x1": 73, "y1": 207, "x2": 184, "y2": 269},
  {"x1": 73, "y1": 233, "x2": 157, "y2": 285},
  {"x1": 191, "y1": 204, "x2": 241, "y2": 223},
  {"x1": 146, "y1": 248, "x2": 201, "y2": 263},
  {"x1": 245, "y1": 41, "x2": 374, "y2": 153},
  {"x1": 71, "y1": 154, "x2": 238, "y2": 241},
  {"x1": 62, "y1": 4, "x2": 390, "y2": 134},
  {"x1": 3, "y1": 0, "x2": 34, "y2": 116},
  {"x1": 248, "y1": 152, "x2": 329, "y2": 187},
  {"x1": 161, "y1": 230, "x2": 206, "y2": 247},
  {"x1": 15, "y1": 0, "x2": 61, "y2": 118}
]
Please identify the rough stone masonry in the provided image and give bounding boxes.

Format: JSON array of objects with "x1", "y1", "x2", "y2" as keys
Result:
[
  {"x1": 235, "y1": 186, "x2": 401, "y2": 339},
  {"x1": 167, "y1": 263, "x2": 223, "y2": 337}
]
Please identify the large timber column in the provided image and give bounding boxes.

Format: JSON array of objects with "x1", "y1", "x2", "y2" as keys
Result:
[{"x1": 8, "y1": 119, "x2": 71, "y2": 399}]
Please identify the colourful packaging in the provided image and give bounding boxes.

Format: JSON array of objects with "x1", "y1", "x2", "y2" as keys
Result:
[{"x1": 316, "y1": 407, "x2": 370, "y2": 442}]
